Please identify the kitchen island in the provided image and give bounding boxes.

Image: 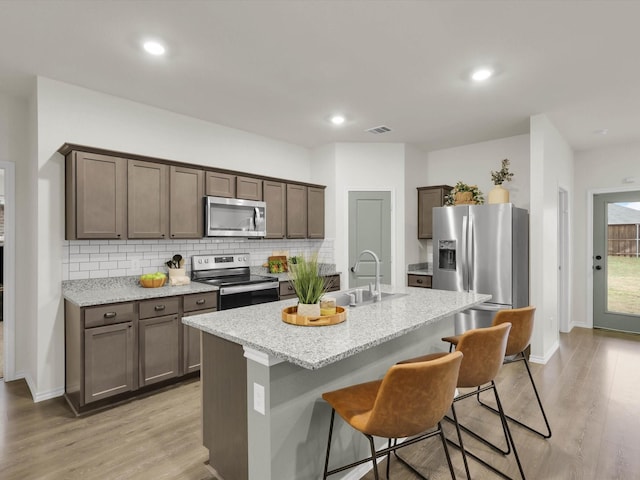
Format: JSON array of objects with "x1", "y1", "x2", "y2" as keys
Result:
[{"x1": 183, "y1": 285, "x2": 491, "y2": 480}]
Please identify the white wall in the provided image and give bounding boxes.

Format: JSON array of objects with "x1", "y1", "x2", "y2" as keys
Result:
[
  {"x1": 0, "y1": 90, "x2": 33, "y2": 383},
  {"x1": 30, "y1": 77, "x2": 314, "y2": 400},
  {"x1": 529, "y1": 114, "x2": 573, "y2": 362},
  {"x1": 330, "y1": 143, "x2": 406, "y2": 287},
  {"x1": 404, "y1": 134, "x2": 530, "y2": 266},
  {"x1": 573, "y1": 141, "x2": 640, "y2": 328}
]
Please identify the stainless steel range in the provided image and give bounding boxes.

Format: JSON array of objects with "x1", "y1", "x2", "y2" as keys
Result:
[{"x1": 191, "y1": 254, "x2": 279, "y2": 310}]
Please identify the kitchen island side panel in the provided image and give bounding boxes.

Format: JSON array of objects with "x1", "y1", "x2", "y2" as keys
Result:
[
  {"x1": 202, "y1": 333, "x2": 248, "y2": 480},
  {"x1": 246, "y1": 318, "x2": 455, "y2": 480}
]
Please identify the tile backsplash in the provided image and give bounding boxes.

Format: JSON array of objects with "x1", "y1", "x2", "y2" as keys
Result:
[{"x1": 62, "y1": 237, "x2": 334, "y2": 281}]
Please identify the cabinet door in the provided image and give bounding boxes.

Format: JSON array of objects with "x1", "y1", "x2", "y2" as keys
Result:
[
  {"x1": 286, "y1": 184, "x2": 307, "y2": 238},
  {"x1": 418, "y1": 186, "x2": 452, "y2": 239},
  {"x1": 170, "y1": 165, "x2": 204, "y2": 238},
  {"x1": 237, "y1": 176, "x2": 263, "y2": 201},
  {"x1": 264, "y1": 181, "x2": 286, "y2": 239},
  {"x1": 84, "y1": 322, "x2": 135, "y2": 404},
  {"x1": 206, "y1": 171, "x2": 236, "y2": 198},
  {"x1": 128, "y1": 160, "x2": 169, "y2": 239},
  {"x1": 139, "y1": 315, "x2": 180, "y2": 387},
  {"x1": 68, "y1": 152, "x2": 127, "y2": 239},
  {"x1": 307, "y1": 187, "x2": 325, "y2": 239},
  {"x1": 182, "y1": 307, "x2": 216, "y2": 375}
]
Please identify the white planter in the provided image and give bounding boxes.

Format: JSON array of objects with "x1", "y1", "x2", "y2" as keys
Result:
[
  {"x1": 488, "y1": 185, "x2": 510, "y2": 204},
  {"x1": 297, "y1": 303, "x2": 321, "y2": 317}
]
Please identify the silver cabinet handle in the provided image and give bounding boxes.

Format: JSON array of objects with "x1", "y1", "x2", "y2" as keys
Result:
[
  {"x1": 155, "y1": 305, "x2": 166, "y2": 311},
  {"x1": 104, "y1": 312, "x2": 116, "y2": 319},
  {"x1": 196, "y1": 299, "x2": 206, "y2": 305}
]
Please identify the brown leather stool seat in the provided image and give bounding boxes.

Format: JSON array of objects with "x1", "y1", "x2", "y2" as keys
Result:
[
  {"x1": 322, "y1": 351, "x2": 463, "y2": 480},
  {"x1": 402, "y1": 322, "x2": 526, "y2": 480},
  {"x1": 443, "y1": 306, "x2": 551, "y2": 439}
]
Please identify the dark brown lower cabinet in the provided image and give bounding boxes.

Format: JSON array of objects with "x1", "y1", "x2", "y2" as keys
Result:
[
  {"x1": 65, "y1": 291, "x2": 217, "y2": 414},
  {"x1": 84, "y1": 322, "x2": 135, "y2": 405},
  {"x1": 139, "y1": 315, "x2": 180, "y2": 387}
]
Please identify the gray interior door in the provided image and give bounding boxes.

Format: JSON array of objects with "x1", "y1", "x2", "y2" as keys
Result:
[
  {"x1": 348, "y1": 191, "x2": 391, "y2": 288},
  {"x1": 593, "y1": 191, "x2": 640, "y2": 332}
]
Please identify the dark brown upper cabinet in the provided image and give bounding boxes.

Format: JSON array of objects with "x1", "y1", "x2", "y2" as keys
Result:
[
  {"x1": 65, "y1": 151, "x2": 127, "y2": 240},
  {"x1": 205, "y1": 171, "x2": 236, "y2": 198},
  {"x1": 170, "y1": 166, "x2": 204, "y2": 239},
  {"x1": 128, "y1": 160, "x2": 170, "y2": 239},
  {"x1": 286, "y1": 184, "x2": 307, "y2": 238},
  {"x1": 307, "y1": 186, "x2": 325, "y2": 239},
  {"x1": 264, "y1": 181, "x2": 286, "y2": 239},
  {"x1": 417, "y1": 185, "x2": 452, "y2": 239},
  {"x1": 236, "y1": 176, "x2": 263, "y2": 201}
]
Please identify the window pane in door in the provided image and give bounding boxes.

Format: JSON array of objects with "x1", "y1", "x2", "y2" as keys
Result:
[{"x1": 606, "y1": 202, "x2": 640, "y2": 316}]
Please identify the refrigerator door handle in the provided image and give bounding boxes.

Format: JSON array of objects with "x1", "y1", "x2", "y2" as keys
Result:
[
  {"x1": 461, "y1": 215, "x2": 468, "y2": 291},
  {"x1": 468, "y1": 214, "x2": 474, "y2": 291},
  {"x1": 469, "y1": 303, "x2": 512, "y2": 312}
]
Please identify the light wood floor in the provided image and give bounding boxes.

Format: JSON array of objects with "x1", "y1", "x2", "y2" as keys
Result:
[{"x1": 1, "y1": 327, "x2": 639, "y2": 479}]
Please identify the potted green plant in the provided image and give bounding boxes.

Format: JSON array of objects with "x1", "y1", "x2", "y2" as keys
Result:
[
  {"x1": 287, "y1": 254, "x2": 326, "y2": 317},
  {"x1": 488, "y1": 159, "x2": 514, "y2": 204},
  {"x1": 445, "y1": 181, "x2": 484, "y2": 206}
]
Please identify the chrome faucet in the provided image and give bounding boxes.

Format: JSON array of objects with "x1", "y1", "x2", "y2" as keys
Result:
[{"x1": 351, "y1": 250, "x2": 382, "y2": 302}]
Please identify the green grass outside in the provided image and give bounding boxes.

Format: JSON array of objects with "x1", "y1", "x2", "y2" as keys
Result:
[{"x1": 607, "y1": 256, "x2": 640, "y2": 315}]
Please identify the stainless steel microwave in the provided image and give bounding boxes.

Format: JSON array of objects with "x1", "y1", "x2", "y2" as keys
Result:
[{"x1": 205, "y1": 196, "x2": 266, "y2": 237}]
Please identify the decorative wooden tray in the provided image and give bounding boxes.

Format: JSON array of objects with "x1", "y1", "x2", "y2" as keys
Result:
[{"x1": 281, "y1": 306, "x2": 347, "y2": 327}]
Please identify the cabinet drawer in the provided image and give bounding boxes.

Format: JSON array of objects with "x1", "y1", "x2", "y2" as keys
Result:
[
  {"x1": 184, "y1": 292, "x2": 218, "y2": 312},
  {"x1": 408, "y1": 274, "x2": 432, "y2": 288},
  {"x1": 139, "y1": 296, "x2": 180, "y2": 319},
  {"x1": 279, "y1": 281, "x2": 297, "y2": 299},
  {"x1": 84, "y1": 302, "x2": 135, "y2": 328}
]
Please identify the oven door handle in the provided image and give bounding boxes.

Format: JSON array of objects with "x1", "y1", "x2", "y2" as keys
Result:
[{"x1": 220, "y1": 282, "x2": 279, "y2": 295}]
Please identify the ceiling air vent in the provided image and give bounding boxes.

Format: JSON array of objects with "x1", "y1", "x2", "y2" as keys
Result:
[{"x1": 366, "y1": 125, "x2": 391, "y2": 135}]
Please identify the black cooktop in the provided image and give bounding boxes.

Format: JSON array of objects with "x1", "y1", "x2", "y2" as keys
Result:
[{"x1": 197, "y1": 274, "x2": 277, "y2": 287}]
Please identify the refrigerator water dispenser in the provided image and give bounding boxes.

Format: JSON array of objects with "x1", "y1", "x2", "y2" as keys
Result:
[{"x1": 438, "y1": 240, "x2": 456, "y2": 270}]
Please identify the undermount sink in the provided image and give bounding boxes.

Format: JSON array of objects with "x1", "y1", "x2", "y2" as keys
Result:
[{"x1": 327, "y1": 290, "x2": 406, "y2": 307}]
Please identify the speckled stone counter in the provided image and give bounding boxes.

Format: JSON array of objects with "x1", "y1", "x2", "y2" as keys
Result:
[
  {"x1": 408, "y1": 262, "x2": 433, "y2": 276},
  {"x1": 184, "y1": 285, "x2": 488, "y2": 370},
  {"x1": 249, "y1": 263, "x2": 339, "y2": 281},
  {"x1": 62, "y1": 276, "x2": 218, "y2": 307},
  {"x1": 191, "y1": 285, "x2": 490, "y2": 480}
]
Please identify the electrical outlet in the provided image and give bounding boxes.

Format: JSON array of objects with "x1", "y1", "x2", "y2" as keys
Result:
[{"x1": 253, "y1": 382, "x2": 265, "y2": 415}]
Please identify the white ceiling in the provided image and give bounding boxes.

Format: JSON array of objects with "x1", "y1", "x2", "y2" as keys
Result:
[{"x1": 1, "y1": 1, "x2": 639, "y2": 153}]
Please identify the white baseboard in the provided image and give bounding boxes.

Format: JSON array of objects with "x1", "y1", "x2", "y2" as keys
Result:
[
  {"x1": 529, "y1": 340, "x2": 559, "y2": 365},
  {"x1": 23, "y1": 374, "x2": 65, "y2": 402}
]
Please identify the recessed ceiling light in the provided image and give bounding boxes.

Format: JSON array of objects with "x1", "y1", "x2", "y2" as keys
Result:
[
  {"x1": 143, "y1": 40, "x2": 166, "y2": 56},
  {"x1": 471, "y1": 68, "x2": 493, "y2": 82},
  {"x1": 330, "y1": 114, "x2": 346, "y2": 126}
]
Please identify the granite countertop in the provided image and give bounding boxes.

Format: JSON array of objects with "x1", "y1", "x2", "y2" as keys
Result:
[
  {"x1": 408, "y1": 269, "x2": 432, "y2": 276},
  {"x1": 62, "y1": 276, "x2": 219, "y2": 307},
  {"x1": 183, "y1": 286, "x2": 490, "y2": 370},
  {"x1": 250, "y1": 263, "x2": 340, "y2": 281}
]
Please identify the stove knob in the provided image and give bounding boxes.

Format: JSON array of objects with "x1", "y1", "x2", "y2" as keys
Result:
[
  {"x1": 205, "y1": 258, "x2": 209, "y2": 263},
  {"x1": 198, "y1": 259, "x2": 202, "y2": 264}
]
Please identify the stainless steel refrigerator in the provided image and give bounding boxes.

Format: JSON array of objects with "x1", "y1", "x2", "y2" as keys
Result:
[{"x1": 432, "y1": 203, "x2": 529, "y2": 334}]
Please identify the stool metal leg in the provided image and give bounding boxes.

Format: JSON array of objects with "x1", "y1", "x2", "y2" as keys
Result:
[
  {"x1": 323, "y1": 409, "x2": 336, "y2": 480},
  {"x1": 477, "y1": 352, "x2": 552, "y2": 439}
]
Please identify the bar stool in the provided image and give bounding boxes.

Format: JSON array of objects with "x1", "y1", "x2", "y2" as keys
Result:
[
  {"x1": 443, "y1": 306, "x2": 552, "y2": 439},
  {"x1": 322, "y1": 351, "x2": 463, "y2": 480},
  {"x1": 401, "y1": 322, "x2": 525, "y2": 480}
]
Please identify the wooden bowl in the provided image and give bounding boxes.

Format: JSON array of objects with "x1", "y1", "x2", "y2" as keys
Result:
[{"x1": 139, "y1": 276, "x2": 166, "y2": 288}]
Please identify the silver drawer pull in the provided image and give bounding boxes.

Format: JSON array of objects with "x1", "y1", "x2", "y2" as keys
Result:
[
  {"x1": 196, "y1": 299, "x2": 206, "y2": 305},
  {"x1": 155, "y1": 305, "x2": 166, "y2": 311},
  {"x1": 103, "y1": 312, "x2": 117, "y2": 319}
]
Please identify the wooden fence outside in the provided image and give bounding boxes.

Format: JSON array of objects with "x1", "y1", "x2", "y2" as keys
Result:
[{"x1": 608, "y1": 224, "x2": 640, "y2": 257}]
